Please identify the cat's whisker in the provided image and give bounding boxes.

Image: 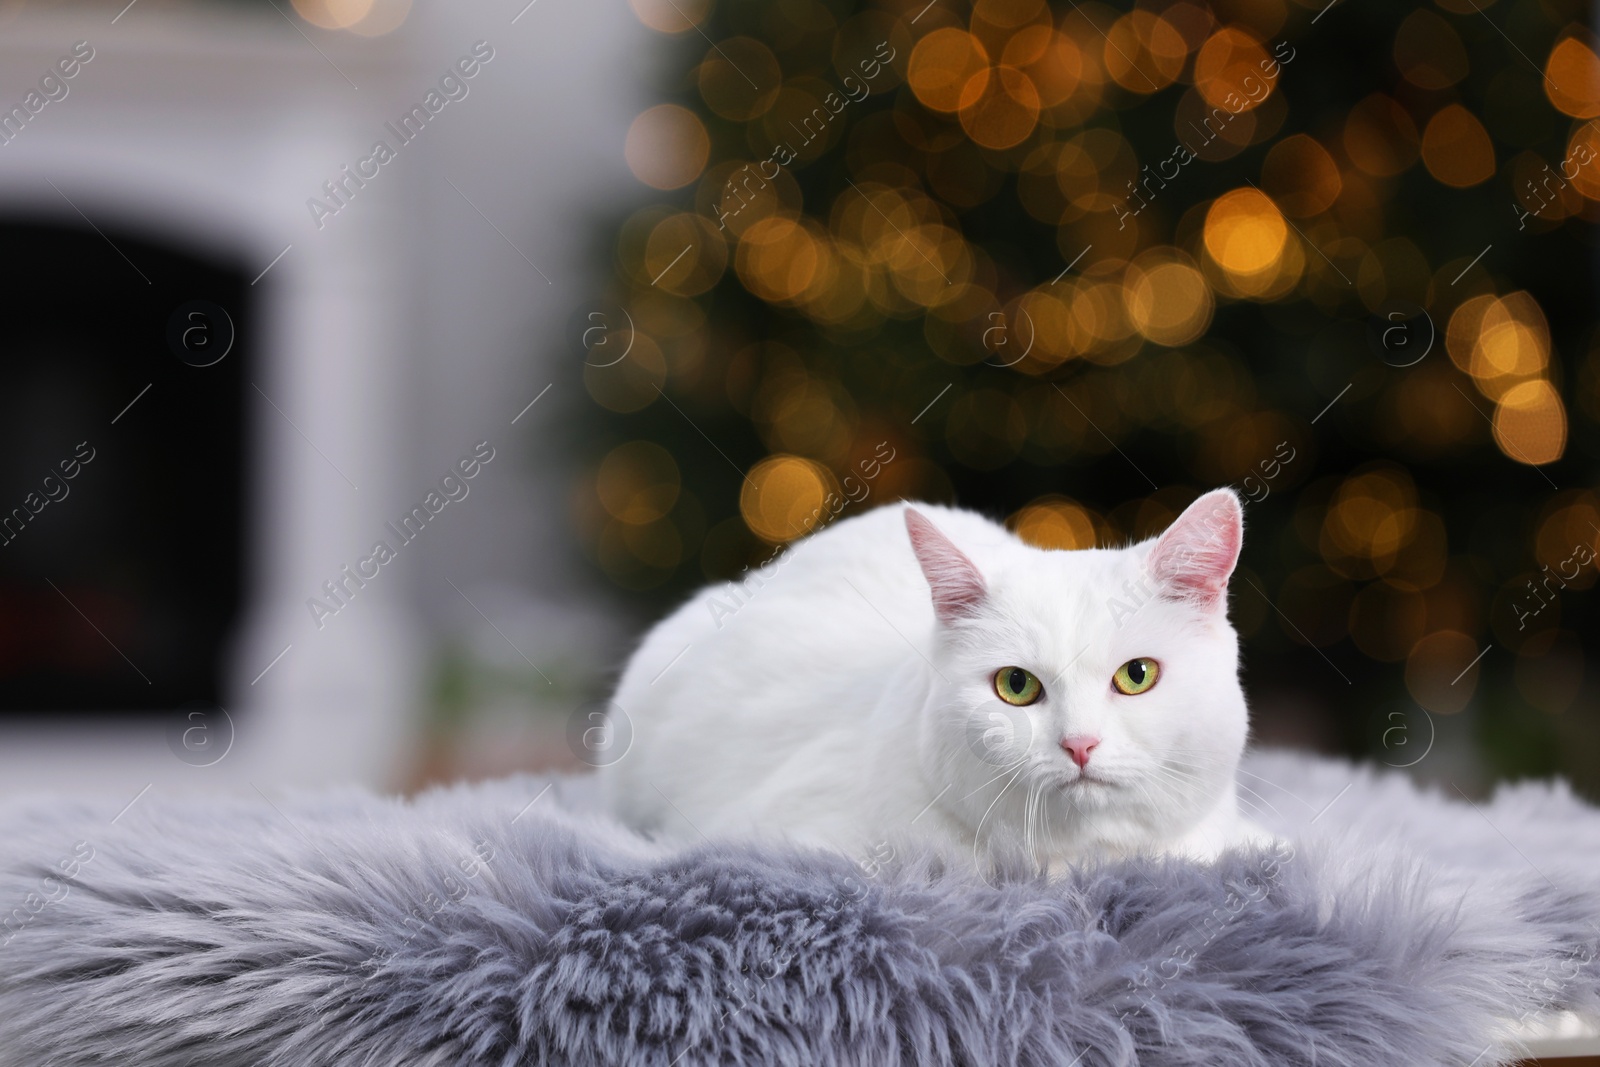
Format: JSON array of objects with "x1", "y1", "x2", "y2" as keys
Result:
[
  {"x1": 1032, "y1": 781, "x2": 1051, "y2": 869},
  {"x1": 1158, "y1": 763, "x2": 1276, "y2": 825},
  {"x1": 972, "y1": 762, "x2": 1029, "y2": 862},
  {"x1": 1056, "y1": 782, "x2": 1099, "y2": 838},
  {"x1": 1146, "y1": 763, "x2": 1261, "y2": 825},
  {"x1": 1025, "y1": 780, "x2": 1036, "y2": 859},
  {"x1": 1029, "y1": 778, "x2": 1056, "y2": 863},
  {"x1": 958, "y1": 757, "x2": 1031, "y2": 802},
  {"x1": 1158, "y1": 758, "x2": 1280, "y2": 825},
  {"x1": 1235, "y1": 766, "x2": 1319, "y2": 809},
  {"x1": 1133, "y1": 781, "x2": 1169, "y2": 824},
  {"x1": 1230, "y1": 784, "x2": 1284, "y2": 823},
  {"x1": 1161, "y1": 751, "x2": 1243, "y2": 770},
  {"x1": 1025, "y1": 780, "x2": 1042, "y2": 866},
  {"x1": 1161, "y1": 755, "x2": 1286, "y2": 823},
  {"x1": 1147, "y1": 764, "x2": 1193, "y2": 788},
  {"x1": 1144, "y1": 766, "x2": 1199, "y2": 807}
]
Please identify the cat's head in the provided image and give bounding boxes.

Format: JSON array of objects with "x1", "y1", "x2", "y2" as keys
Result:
[{"x1": 904, "y1": 490, "x2": 1248, "y2": 860}]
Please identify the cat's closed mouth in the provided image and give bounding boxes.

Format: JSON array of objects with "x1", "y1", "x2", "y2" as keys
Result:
[{"x1": 1062, "y1": 772, "x2": 1114, "y2": 788}]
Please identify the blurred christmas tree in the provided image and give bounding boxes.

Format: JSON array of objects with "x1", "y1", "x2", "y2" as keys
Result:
[{"x1": 569, "y1": 0, "x2": 1600, "y2": 796}]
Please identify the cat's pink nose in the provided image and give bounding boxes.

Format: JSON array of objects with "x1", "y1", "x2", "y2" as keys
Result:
[{"x1": 1061, "y1": 736, "x2": 1100, "y2": 768}]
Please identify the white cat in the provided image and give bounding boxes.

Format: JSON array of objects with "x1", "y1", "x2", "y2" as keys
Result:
[{"x1": 600, "y1": 489, "x2": 1263, "y2": 867}]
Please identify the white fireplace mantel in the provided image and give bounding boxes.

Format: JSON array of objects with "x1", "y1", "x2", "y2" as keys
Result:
[{"x1": 0, "y1": 9, "x2": 426, "y2": 792}]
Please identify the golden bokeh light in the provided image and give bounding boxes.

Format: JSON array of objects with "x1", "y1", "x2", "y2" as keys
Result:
[
  {"x1": 1010, "y1": 496, "x2": 1102, "y2": 549},
  {"x1": 597, "y1": 441, "x2": 681, "y2": 525},
  {"x1": 644, "y1": 213, "x2": 728, "y2": 297},
  {"x1": 1017, "y1": 143, "x2": 1068, "y2": 223},
  {"x1": 1104, "y1": 11, "x2": 1187, "y2": 93},
  {"x1": 326, "y1": 0, "x2": 407, "y2": 35},
  {"x1": 1343, "y1": 94, "x2": 1420, "y2": 177},
  {"x1": 1470, "y1": 291, "x2": 1551, "y2": 397},
  {"x1": 1008, "y1": 288, "x2": 1077, "y2": 367},
  {"x1": 621, "y1": 515, "x2": 684, "y2": 570},
  {"x1": 801, "y1": 252, "x2": 873, "y2": 327},
  {"x1": 1420, "y1": 104, "x2": 1495, "y2": 188},
  {"x1": 1544, "y1": 37, "x2": 1600, "y2": 119},
  {"x1": 740, "y1": 455, "x2": 837, "y2": 543},
  {"x1": 1493, "y1": 380, "x2": 1567, "y2": 467},
  {"x1": 882, "y1": 228, "x2": 971, "y2": 308},
  {"x1": 908, "y1": 28, "x2": 990, "y2": 113},
  {"x1": 1381, "y1": 509, "x2": 1450, "y2": 592},
  {"x1": 754, "y1": 367, "x2": 858, "y2": 463},
  {"x1": 973, "y1": 0, "x2": 1047, "y2": 30},
  {"x1": 701, "y1": 159, "x2": 802, "y2": 238},
  {"x1": 760, "y1": 81, "x2": 857, "y2": 165},
  {"x1": 1320, "y1": 466, "x2": 1420, "y2": 577},
  {"x1": 1123, "y1": 248, "x2": 1214, "y2": 346},
  {"x1": 698, "y1": 39, "x2": 782, "y2": 121},
  {"x1": 292, "y1": 0, "x2": 373, "y2": 29},
  {"x1": 1194, "y1": 26, "x2": 1273, "y2": 112},
  {"x1": 1261, "y1": 134, "x2": 1342, "y2": 217},
  {"x1": 1159, "y1": 1, "x2": 1214, "y2": 52},
  {"x1": 625, "y1": 105, "x2": 711, "y2": 190},
  {"x1": 998, "y1": 23, "x2": 1049, "y2": 67},
  {"x1": 1205, "y1": 218, "x2": 1305, "y2": 301},
  {"x1": 736, "y1": 216, "x2": 821, "y2": 304},
  {"x1": 1055, "y1": 128, "x2": 1137, "y2": 214},
  {"x1": 632, "y1": 289, "x2": 706, "y2": 341},
  {"x1": 344, "y1": 0, "x2": 409, "y2": 35},
  {"x1": 1393, "y1": 9, "x2": 1468, "y2": 89},
  {"x1": 1445, "y1": 292, "x2": 1497, "y2": 373},
  {"x1": 1566, "y1": 124, "x2": 1600, "y2": 200},
  {"x1": 628, "y1": 0, "x2": 710, "y2": 34},
  {"x1": 596, "y1": 514, "x2": 683, "y2": 589},
  {"x1": 1170, "y1": 86, "x2": 1253, "y2": 165},
  {"x1": 1381, "y1": 360, "x2": 1478, "y2": 457},
  {"x1": 1535, "y1": 493, "x2": 1600, "y2": 590},
  {"x1": 1202, "y1": 188, "x2": 1288, "y2": 277},
  {"x1": 959, "y1": 65, "x2": 1041, "y2": 149},
  {"x1": 1510, "y1": 150, "x2": 1585, "y2": 223},
  {"x1": 1004, "y1": 27, "x2": 1083, "y2": 108},
  {"x1": 1405, "y1": 630, "x2": 1479, "y2": 714},
  {"x1": 1067, "y1": 196, "x2": 1146, "y2": 266},
  {"x1": 1070, "y1": 274, "x2": 1139, "y2": 348}
]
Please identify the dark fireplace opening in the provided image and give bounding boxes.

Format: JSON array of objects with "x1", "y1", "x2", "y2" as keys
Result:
[{"x1": 0, "y1": 218, "x2": 252, "y2": 715}]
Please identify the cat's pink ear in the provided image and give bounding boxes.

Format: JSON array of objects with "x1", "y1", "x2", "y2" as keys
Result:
[
  {"x1": 1146, "y1": 489, "x2": 1243, "y2": 609},
  {"x1": 905, "y1": 508, "x2": 987, "y2": 624}
]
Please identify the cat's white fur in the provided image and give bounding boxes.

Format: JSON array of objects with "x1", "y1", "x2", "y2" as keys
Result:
[{"x1": 601, "y1": 490, "x2": 1264, "y2": 866}]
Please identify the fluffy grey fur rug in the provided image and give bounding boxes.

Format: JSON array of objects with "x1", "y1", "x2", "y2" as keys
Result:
[{"x1": 0, "y1": 750, "x2": 1595, "y2": 1067}]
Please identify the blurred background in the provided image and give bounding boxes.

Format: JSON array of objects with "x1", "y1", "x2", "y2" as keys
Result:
[{"x1": 1, "y1": 0, "x2": 1597, "y2": 803}]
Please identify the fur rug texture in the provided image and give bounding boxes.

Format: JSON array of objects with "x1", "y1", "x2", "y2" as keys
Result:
[{"x1": 0, "y1": 749, "x2": 1596, "y2": 1067}]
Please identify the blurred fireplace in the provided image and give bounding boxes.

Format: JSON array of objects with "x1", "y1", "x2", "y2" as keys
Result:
[
  {"x1": 0, "y1": 221, "x2": 250, "y2": 713},
  {"x1": 0, "y1": 12, "x2": 422, "y2": 790}
]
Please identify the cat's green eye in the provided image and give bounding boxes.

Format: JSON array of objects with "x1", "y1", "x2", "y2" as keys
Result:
[
  {"x1": 1112, "y1": 658, "x2": 1159, "y2": 696},
  {"x1": 994, "y1": 667, "x2": 1043, "y2": 706}
]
